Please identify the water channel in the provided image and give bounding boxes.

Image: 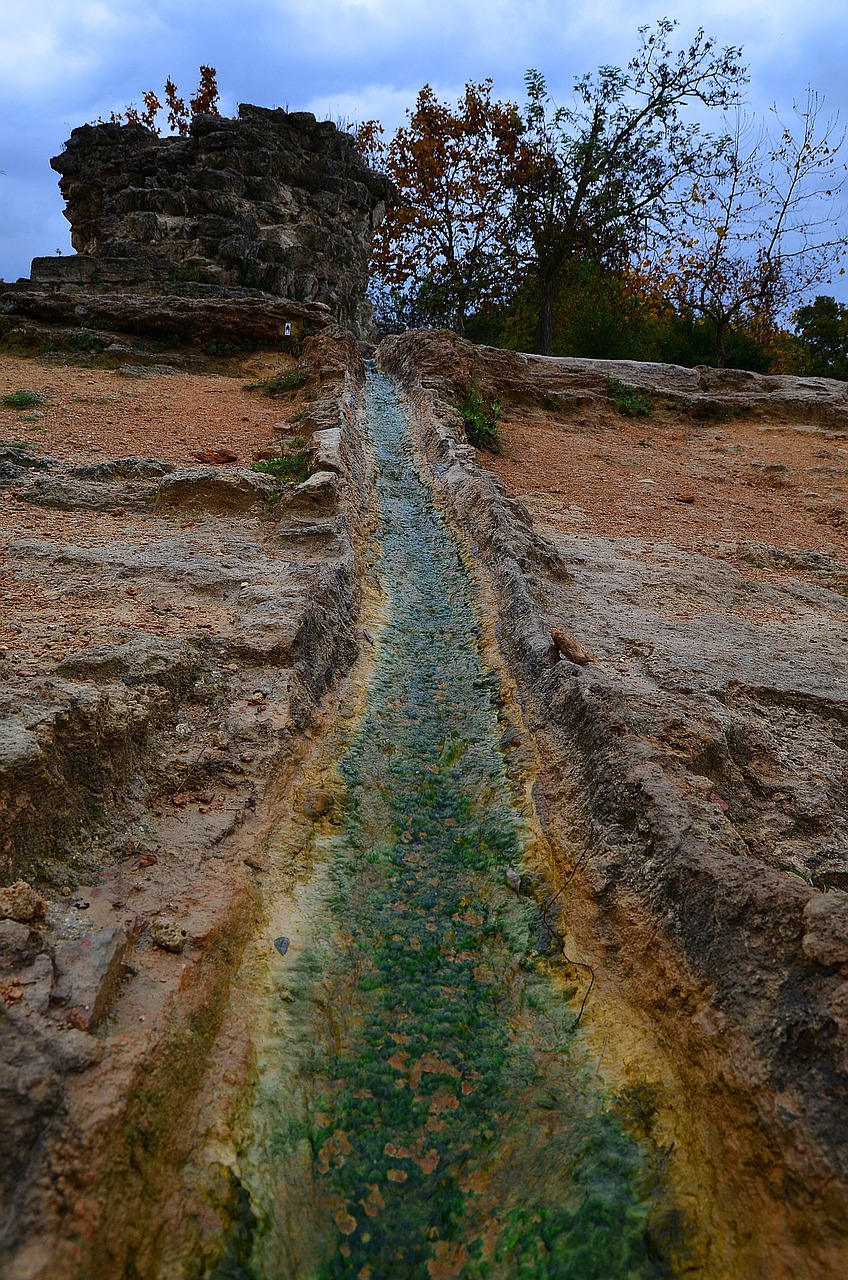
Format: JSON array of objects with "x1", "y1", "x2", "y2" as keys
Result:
[{"x1": 222, "y1": 368, "x2": 681, "y2": 1278}]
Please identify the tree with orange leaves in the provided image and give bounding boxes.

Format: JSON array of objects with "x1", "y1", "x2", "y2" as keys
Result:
[
  {"x1": 357, "y1": 81, "x2": 526, "y2": 334},
  {"x1": 119, "y1": 66, "x2": 220, "y2": 136}
]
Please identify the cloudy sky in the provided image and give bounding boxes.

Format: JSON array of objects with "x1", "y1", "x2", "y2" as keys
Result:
[{"x1": 1, "y1": 0, "x2": 847, "y2": 301}]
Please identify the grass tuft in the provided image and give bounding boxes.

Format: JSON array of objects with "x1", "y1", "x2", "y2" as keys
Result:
[
  {"x1": 251, "y1": 436, "x2": 313, "y2": 487},
  {"x1": 607, "y1": 377, "x2": 652, "y2": 418},
  {"x1": 65, "y1": 332, "x2": 107, "y2": 353},
  {"x1": 2, "y1": 390, "x2": 43, "y2": 409},
  {"x1": 244, "y1": 368, "x2": 309, "y2": 397}
]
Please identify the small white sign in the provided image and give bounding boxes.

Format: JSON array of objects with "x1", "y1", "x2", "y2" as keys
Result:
[{"x1": 284, "y1": 322, "x2": 292, "y2": 337}]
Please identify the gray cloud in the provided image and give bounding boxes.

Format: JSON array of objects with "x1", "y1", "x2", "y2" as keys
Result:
[{"x1": 2, "y1": 0, "x2": 846, "y2": 304}]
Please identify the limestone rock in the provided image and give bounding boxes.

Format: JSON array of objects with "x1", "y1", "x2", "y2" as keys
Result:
[
  {"x1": 279, "y1": 470, "x2": 338, "y2": 515},
  {"x1": 0, "y1": 721, "x2": 43, "y2": 771},
  {"x1": 155, "y1": 466, "x2": 277, "y2": 515},
  {"x1": 149, "y1": 919, "x2": 188, "y2": 954},
  {"x1": 551, "y1": 629, "x2": 597, "y2": 665},
  {"x1": 45, "y1": 105, "x2": 394, "y2": 335},
  {"x1": 0, "y1": 920, "x2": 41, "y2": 970},
  {"x1": 3, "y1": 288, "x2": 331, "y2": 348},
  {"x1": 313, "y1": 427, "x2": 344, "y2": 474},
  {"x1": 802, "y1": 895, "x2": 848, "y2": 967},
  {"x1": 53, "y1": 928, "x2": 128, "y2": 1030},
  {"x1": 0, "y1": 881, "x2": 48, "y2": 923}
]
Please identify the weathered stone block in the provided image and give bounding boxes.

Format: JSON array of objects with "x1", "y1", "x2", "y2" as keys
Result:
[{"x1": 46, "y1": 104, "x2": 393, "y2": 335}]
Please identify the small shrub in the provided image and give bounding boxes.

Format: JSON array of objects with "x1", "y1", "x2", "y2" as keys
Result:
[
  {"x1": 2, "y1": 390, "x2": 43, "y2": 409},
  {"x1": 251, "y1": 437, "x2": 312, "y2": 487},
  {"x1": 205, "y1": 339, "x2": 244, "y2": 357},
  {"x1": 607, "y1": 377, "x2": 652, "y2": 417},
  {"x1": 169, "y1": 263, "x2": 204, "y2": 284},
  {"x1": 244, "y1": 368, "x2": 309, "y2": 397},
  {"x1": 542, "y1": 392, "x2": 569, "y2": 416},
  {"x1": 152, "y1": 332, "x2": 186, "y2": 352},
  {"x1": 457, "y1": 383, "x2": 502, "y2": 453},
  {"x1": 65, "y1": 332, "x2": 107, "y2": 353}
]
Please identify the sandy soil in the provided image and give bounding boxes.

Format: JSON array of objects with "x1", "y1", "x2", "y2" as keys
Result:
[
  {"x1": 482, "y1": 408, "x2": 848, "y2": 575},
  {"x1": 0, "y1": 353, "x2": 307, "y2": 664},
  {"x1": 0, "y1": 354, "x2": 298, "y2": 466}
]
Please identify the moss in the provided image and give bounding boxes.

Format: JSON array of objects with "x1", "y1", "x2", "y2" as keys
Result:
[{"x1": 235, "y1": 369, "x2": 676, "y2": 1279}]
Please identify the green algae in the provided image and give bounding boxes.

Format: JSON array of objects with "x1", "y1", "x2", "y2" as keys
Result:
[{"x1": 233, "y1": 369, "x2": 678, "y2": 1279}]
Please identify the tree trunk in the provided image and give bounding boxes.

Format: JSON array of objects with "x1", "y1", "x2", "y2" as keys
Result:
[
  {"x1": 535, "y1": 271, "x2": 558, "y2": 355},
  {"x1": 714, "y1": 317, "x2": 728, "y2": 367}
]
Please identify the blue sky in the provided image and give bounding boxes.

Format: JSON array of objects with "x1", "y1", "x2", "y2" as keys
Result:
[{"x1": 2, "y1": 0, "x2": 847, "y2": 305}]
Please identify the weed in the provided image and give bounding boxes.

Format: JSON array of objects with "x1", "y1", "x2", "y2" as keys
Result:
[
  {"x1": 152, "y1": 332, "x2": 186, "y2": 352},
  {"x1": 543, "y1": 392, "x2": 569, "y2": 416},
  {"x1": 244, "y1": 368, "x2": 309, "y2": 397},
  {"x1": 2, "y1": 390, "x2": 43, "y2": 409},
  {"x1": 607, "y1": 377, "x2": 652, "y2": 418},
  {"x1": 457, "y1": 382, "x2": 502, "y2": 453},
  {"x1": 65, "y1": 332, "x2": 107, "y2": 353},
  {"x1": 251, "y1": 437, "x2": 312, "y2": 487},
  {"x1": 0, "y1": 439, "x2": 34, "y2": 451},
  {"x1": 169, "y1": 263, "x2": 204, "y2": 284},
  {"x1": 205, "y1": 339, "x2": 245, "y2": 357}
]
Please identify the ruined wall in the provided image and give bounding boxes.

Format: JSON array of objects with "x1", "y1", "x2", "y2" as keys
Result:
[{"x1": 43, "y1": 105, "x2": 392, "y2": 334}]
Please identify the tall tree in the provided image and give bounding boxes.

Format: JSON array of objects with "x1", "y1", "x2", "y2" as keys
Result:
[
  {"x1": 513, "y1": 21, "x2": 747, "y2": 353},
  {"x1": 794, "y1": 295, "x2": 848, "y2": 379},
  {"x1": 357, "y1": 81, "x2": 525, "y2": 334},
  {"x1": 644, "y1": 94, "x2": 846, "y2": 364}
]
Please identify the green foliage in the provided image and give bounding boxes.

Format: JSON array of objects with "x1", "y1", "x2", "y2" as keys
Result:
[
  {"x1": 793, "y1": 295, "x2": 848, "y2": 380},
  {"x1": 65, "y1": 332, "x2": 107, "y2": 353},
  {"x1": 514, "y1": 25, "x2": 747, "y2": 352},
  {"x1": 2, "y1": 390, "x2": 43, "y2": 409},
  {"x1": 469, "y1": 261, "x2": 773, "y2": 371},
  {"x1": 244, "y1": 369, "x2": 309, "y2": 397},
  {"x1": 457, "y1": 383, "x2": 503, "y2": 452},
  {"x1": 607, "y1": 377, "x2": 653, "y2": 418},
  {"x1": 251, "y1": 437, "x2": 312, "y2": 487},
  {"x1": 169, "y1": 262, "x2": 205, "y2": 284},
  {"x1": 204, "y1": 337, "x2": 245, "y2": 358},
  {"x1": 357, "y1": 81, "x2": 526, "y2": 334}
]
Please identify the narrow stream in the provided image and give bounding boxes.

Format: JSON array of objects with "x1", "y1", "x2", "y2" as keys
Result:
[{"x1": 224, "y1": 368, "x2": 680, "y2": 1278}]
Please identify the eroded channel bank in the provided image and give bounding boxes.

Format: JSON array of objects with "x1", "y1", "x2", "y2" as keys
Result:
[
  {"x1": 0, "y1": 335, "x2": 371, "y2": 1279},
  {"x1": 378, "y1": 331, "x2": 848, "y2": 1279},
  {"x1": 217, "y1": 365, "x2": 689, "y2": 1279}
]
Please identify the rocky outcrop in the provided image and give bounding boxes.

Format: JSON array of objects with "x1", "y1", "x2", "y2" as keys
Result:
[
  {"x1": 0, "y1": 335, "x2": 373, "y2": 1278},
  {"x1": 0, "y1": 105, "x2": 392, "y2": 361},
  {"x1": 0, "y1": 288, "x2": 332, "y2": 350},
  {"x1": 390, "y1": 328, "x2": 848, "y2": 432},
  {"x1": 46, "y1": 106, "x2": 392, "y2": 334}
]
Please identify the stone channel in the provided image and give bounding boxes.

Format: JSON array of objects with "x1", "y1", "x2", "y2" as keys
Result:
[{"x1": 216, "y1": 368, "x2": 688, "y2": 1279}]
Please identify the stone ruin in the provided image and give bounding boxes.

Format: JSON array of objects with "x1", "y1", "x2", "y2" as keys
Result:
[{"x1": 0, "y1": 105, "x2": 393, "y2": 352}]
